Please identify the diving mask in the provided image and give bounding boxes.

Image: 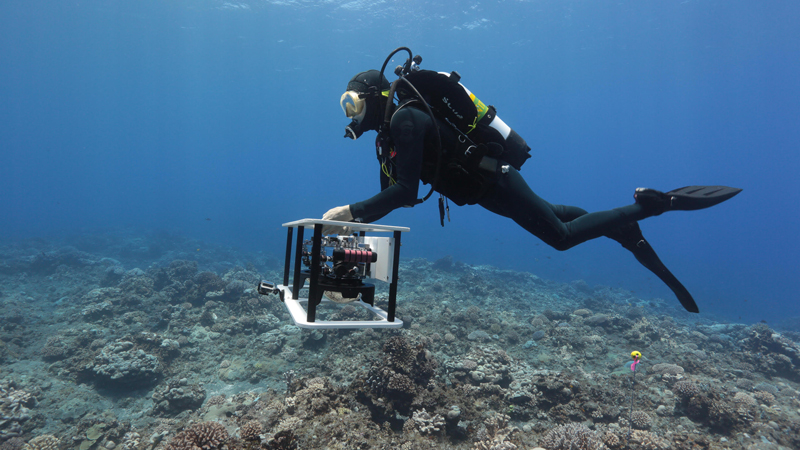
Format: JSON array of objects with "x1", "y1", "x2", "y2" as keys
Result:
[
  {"x1": 341, "y1": 90, "x2": 370, "y2": 140},
  {"x1": 340, "y1": 90, "x2": 366, "y2": 119}
]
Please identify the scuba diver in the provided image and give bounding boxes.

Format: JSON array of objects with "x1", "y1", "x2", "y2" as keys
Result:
[{"x1": 322, "y1": 48, "x2": 741, "y2": 313}]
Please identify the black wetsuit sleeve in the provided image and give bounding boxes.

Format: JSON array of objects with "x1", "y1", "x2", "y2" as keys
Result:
[{"x1": 349, "y1": 107, "x2": 430, "y2": 223}]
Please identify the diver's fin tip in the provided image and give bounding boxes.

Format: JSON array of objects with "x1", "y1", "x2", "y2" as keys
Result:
[{"x1": 665, "y1": 185, "x2": 742, "y2": 211}]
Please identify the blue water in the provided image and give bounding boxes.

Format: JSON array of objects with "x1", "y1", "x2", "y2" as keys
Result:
[{"x1": 2, "y1": 1, "x2": 798, "y2": 325}]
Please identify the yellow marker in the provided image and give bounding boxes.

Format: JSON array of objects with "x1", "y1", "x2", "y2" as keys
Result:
[
  {"x1": 469, "y1": 92, "x2": 489, "y2": 120},
  {"x1": 631, "y1": 351, "x2": 641, "y2": 360}
]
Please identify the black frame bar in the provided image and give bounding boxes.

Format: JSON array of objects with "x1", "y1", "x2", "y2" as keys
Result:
[
  {"x1": 387, "y1": 230, "x2": 401, "y2": 322},
  {"x1": 291, "y1": 226, "x2": 305, "y2": 296},
  {"x1": 283, "y1": 227, "x2": 293, "y2": 288},
  {"x1": 306, "y1": 224, "x2": 323, "y2": 322}
]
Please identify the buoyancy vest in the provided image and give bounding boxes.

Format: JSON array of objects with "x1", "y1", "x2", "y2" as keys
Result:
[{"x1": 395, "y1": 69, "x2": 532, "y2": 171}]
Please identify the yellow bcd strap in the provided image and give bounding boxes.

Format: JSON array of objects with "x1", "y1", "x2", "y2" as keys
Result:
[{"x1": 468, "y1": 92, "x2": 489, "y2": 133}]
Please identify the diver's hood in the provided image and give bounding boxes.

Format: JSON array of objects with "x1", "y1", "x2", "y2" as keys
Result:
[{"x1": 342, "y1": 70, "x2": 390, "y2": 140}]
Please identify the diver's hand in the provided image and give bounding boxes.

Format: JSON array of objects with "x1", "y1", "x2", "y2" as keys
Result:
[
  {"x1": 323, "y1": 205, "x2": 353, "y2": 222},
  {"x1": 322, "y1": 205, "x2": 353, "y2": 235}
]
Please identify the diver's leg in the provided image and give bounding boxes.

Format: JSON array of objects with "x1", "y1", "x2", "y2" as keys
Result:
[
  {"x1": 479, "y1": 167, "x2": 652, "y2": 250},
  {"x1": 550, "y1": 204, "x2": 589, "y2": 222},
  {"x1": 479, "y1": 168, "x2": 701, "y2": 312},
  {"x1": 478, "y1": 170, "x2": 574, "y2": 248},
  {"x1": 605, "y1": 222, "x2": 699, "y2": 313}
]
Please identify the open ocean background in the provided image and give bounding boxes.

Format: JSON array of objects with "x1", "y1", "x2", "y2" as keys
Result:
[{"x1": 2, "y1": 0, "x2": 798, "y2": 326}]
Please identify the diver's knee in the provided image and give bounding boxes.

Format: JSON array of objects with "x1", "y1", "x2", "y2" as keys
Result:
[{"x1": 548, "y1": 240, "x2": 572, "y2": 252}]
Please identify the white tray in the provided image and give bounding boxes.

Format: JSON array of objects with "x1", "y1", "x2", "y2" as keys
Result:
[{"x1": 278, "y1": 284, "x2": 403, "y2": 329}]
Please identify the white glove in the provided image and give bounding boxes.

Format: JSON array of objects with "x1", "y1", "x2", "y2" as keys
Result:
[{"x1": 321, "y1": 205, "x2": 354, "y2": 235}]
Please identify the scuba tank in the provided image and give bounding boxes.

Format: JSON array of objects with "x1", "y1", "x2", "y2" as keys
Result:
[
  {"x1": 376, "y1": 47, "x2": 532, "y2": 216},
  {"x1": 442, "y1": 72, "x2": 531, "y2": 171},
  {"x1": 395, "y1": 68, "x2": 531, "y2": 171}
]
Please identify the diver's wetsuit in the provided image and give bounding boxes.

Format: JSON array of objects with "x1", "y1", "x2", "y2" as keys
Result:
[{"x1": 350, "y1": 104, "x2": 652, "y2": 251}]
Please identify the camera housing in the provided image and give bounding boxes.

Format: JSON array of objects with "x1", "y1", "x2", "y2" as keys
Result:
[{"x1": 258, "y1": 219, "x2": 409, "y2": 329}]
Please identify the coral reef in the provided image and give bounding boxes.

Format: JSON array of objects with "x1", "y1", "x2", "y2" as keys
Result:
[
  {"x1": 671, "y1": 380, "x2": 700, "y2": 399},
  {"x1": 405, "y1": 408, "x2": 445, "y2": 435},
  {"x1": 2, "y1": 236, "x2": 800, "y2": 450},
  {"x1": 629, "y1": 411, "x2": 652, "y2": 430},
  {"x1": 151, "y1": 378, "x2": 206, "y2": 415},
  {"x1": 0, "y1": 380, "x2": 36, "y2": 442},
  {"x1": 738, "y1": 323, "x2": 800, "y2": 381},
  {"x1": 20, "y1": 436, "x2": 59, "y2": 450},
  {"x1": 473, "y1": 413, "x2": 518, "y2": 450},
  {"x1": 84, "y1": 339, "x2": 162, "y2": 387},
  {"x1": 649, "y1": 363, "x2": 684, "y2": 376},
  {"x1": 539, "y1": 423, "x2": 606, "y2": 450},
  {"x1": 165, "y1": 422, "x2": 228, "y2": 450},
  {"x1": 238, "y1": 420, "x2": 262, "y2": 441},
  {"x1": 360, "y1": 334, "x2": 438, "y2": 418}
]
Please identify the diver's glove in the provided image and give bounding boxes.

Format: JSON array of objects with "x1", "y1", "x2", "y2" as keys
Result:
[{"x1": 322, "y1": 205, "x2": 354, "y2": 235}]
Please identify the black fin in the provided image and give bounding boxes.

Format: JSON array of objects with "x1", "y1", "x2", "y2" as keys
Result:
[
  {"x1": 629, "y1": 239, "x2": 699, "y2": 313},
  {"x1": 607, "y1": 223, "x2": 700, "y2": 313},
  {"x1": 665, "y1": 185, "x2": 742, "y2": 211}
]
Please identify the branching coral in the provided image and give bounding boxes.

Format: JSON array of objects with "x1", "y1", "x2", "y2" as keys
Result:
[
  {"x1": 474, "y1": 413, "x2": 517, "y2": 450},
  {"x1": 238, "y1": 420, "x2": 262, "y2": 441},
  {"x1": 671, "y1": 380, "x2": 700, "y2": 399},
  {"x1": 21, "y1": 436, "x2": 59, "y2": 450},
  {"x1": 753, "y1": 390, "x2": 775, "y2": 405},
  {"x1": 0, "y1": 380, "x2": 36, "y2": 442},
  {"x1": 165, "y1": 422, "x2": 228, "y2": 450},
  {"x1": 406, "y1": 408, "x2": 445, "y2": 435},
  {"x1": 363, "y1": 335, "x2": 437, "y2": 415},
  {"x1": 629, "y1": 411, "x2": 652, "y2": 430},
  {"x1": 627, "y1": 430, "x2": 670, "y2": 450},
  {"x1": 539, "y1": 423, "x2": 607, "y2": 450}
]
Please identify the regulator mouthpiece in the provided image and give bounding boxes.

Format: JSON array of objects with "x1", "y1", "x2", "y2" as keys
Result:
[{"x1": 344, "y1": 119, "x2": 365, "y2": 140}]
